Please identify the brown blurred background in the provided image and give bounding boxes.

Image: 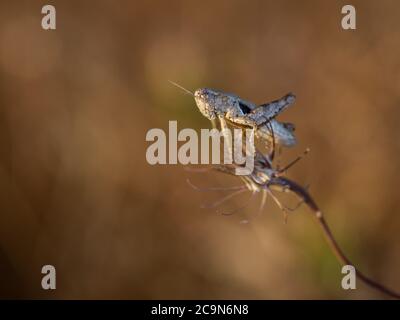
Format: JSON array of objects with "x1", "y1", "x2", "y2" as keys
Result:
[{"x1": 0, "y1": 0, "x2": 399, "y2": 299}]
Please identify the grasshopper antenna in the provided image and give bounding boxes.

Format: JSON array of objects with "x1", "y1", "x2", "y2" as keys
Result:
[{"x1": 168, "y1": 80, "x2": 194, "y2": 96}]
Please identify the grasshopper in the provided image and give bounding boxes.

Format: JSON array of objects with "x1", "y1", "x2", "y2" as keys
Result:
[
  {"x1": 193, "y1": 87, "x2": 297, "y2": 147},
  {"x1": 169, "y1": 81, "x2": 297, "y2": 148}
]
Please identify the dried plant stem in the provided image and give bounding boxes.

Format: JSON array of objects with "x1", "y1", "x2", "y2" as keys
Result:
[
  {"x1": 274, "y1": 177, "x2": 400, "y2": 299},
  {"x1": 316, "y1": 213, "x2": 400, "y2": 299}
]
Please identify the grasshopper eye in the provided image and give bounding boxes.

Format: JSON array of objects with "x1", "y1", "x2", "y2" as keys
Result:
[
  {"x1": 194, "y1": 89, "x2": 201, "y2": 97},
  {"x1": 194, "y1": 88, "x2": 208, "y2": 100}
]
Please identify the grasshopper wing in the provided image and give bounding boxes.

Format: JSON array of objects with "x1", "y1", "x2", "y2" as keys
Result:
[
  {"x1": 247, "y1": 93, "x2": 296, "y2": 126},
  {"x1": 256, "y1": 120, "x2": 297, "y2": 147}
]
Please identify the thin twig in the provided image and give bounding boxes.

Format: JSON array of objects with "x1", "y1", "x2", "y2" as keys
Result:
[{"x1": 270, "y1": 177, "x2": 400, "y2": 299}]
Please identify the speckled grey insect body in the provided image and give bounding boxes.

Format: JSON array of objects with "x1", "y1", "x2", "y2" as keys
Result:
[{"x1": 193, "y1": 88, "x2": 297, "y2": 147}]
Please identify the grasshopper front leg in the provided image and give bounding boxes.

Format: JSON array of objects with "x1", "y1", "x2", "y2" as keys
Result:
[
  {"x1": 210, "y1": 118, "x2": 219, "y2": 130},
  {"x1": 218, "y1": 116, "x2": 233, "y2": 164}
]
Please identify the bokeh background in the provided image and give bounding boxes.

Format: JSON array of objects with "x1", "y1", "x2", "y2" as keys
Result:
[{"x1": 0, "y1": 0, "x2": 399, "y2": 299}]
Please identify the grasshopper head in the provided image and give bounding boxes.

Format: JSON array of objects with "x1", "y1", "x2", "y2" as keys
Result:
[{"x1": 194, "y1": 88, "x2": 219, "y2": 120}]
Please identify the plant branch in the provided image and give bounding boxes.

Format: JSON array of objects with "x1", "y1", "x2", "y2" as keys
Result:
[{"x1": 270, "y1": 176, "x2": 400, "y2": 299}]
